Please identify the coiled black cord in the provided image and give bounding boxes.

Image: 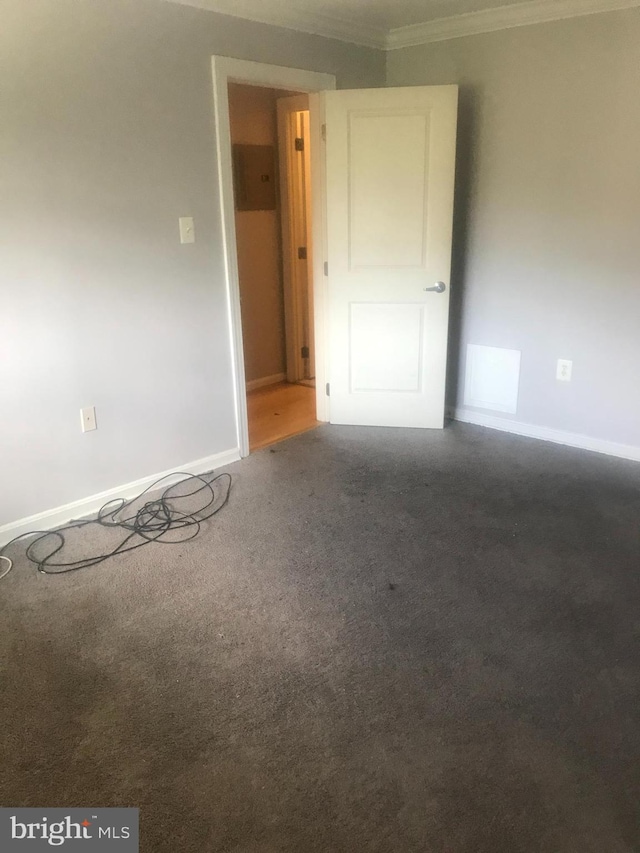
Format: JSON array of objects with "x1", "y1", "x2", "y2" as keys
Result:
[{"x1": 0, "y1": 470, "x2": 232, "y2": 577}]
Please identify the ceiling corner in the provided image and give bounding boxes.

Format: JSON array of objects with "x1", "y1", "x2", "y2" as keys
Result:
[
  {"x1": 385, "y1": 0, "x2": 640, "y2": 50},
  {"x1": 167, "y1": 0, "x2": 387, "y2": 49}
]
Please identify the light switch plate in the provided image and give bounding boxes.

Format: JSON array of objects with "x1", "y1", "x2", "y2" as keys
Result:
[
  {"x1": 81, "y1": 406, "x2": 97, "y2": 432},
  {"x1": 179, "y1": 216, "x2": 195, "y2": 244}
]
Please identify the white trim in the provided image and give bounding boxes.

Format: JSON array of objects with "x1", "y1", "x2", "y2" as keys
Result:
[
  {"x1": 308, "y1": 93, "x2": 330, "y2": 423},
  {"x1": 246, "y1": 373, "x2": 286, "y2": 392},
  {"x1": 0, "y1": 448, "x2": 241, "y2": 547},
  {"x1": 169, "y1": 0, "x2": 387, "y2": 49},
  {"x1": 211, "y1": 57, "x2": 334, "y2": 456},
  {"x1": 386, "y1": 0, "x2": 640, "y2": 48},
  {"x1": 169, "y1": 0, "x2": 639, "y2": 49},
  {"x1": 212, "y1": 57, "x2": 334, "y2": 95},
  {"x1": 451, "y1": 407, "x2": 640, "y2": 463},
  {"x1": 211, "y1": 59, "x2": 249, "y2": 458}
]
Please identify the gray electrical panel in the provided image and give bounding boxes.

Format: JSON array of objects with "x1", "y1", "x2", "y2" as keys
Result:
[{"x1": 232, "y1": 144, "x2": 277, "y2": 211}]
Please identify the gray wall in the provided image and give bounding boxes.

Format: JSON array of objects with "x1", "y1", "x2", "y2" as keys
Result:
[
  {"x1": 4, "y1": 0, "x2": 638, "y2": 529},
  {"x1": 387, "y1": 9, "x2": 640, "y2": 446},
  {"x1": 0, "y1": 0, "x2": 385, "y2": 525}
]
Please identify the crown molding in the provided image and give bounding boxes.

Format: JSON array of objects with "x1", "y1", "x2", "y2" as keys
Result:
[
  {"x1": 165, "y1": 0, "x2": 640, "y2": 50},
  {"x1": 166, "y1": 0, "x2": 387, "y2": 49},
  {"x1": 386, "y1": 0, "x2": 640, "y2": 49}
]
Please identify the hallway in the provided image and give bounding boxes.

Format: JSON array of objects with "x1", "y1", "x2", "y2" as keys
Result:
[{"x1": 247, "y1": 382, "x2": 318, "y2": 451}]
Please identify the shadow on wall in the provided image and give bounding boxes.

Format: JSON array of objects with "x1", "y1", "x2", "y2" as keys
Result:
[{"x1": 446, "y1": 84, "x2": 479, "y2": 411}]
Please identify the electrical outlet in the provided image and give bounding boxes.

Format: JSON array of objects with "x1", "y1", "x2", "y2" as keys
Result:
[
  {"x1": 81, "y1": 406, "x2": 97, "y2": 432},
  {"x1": 556, "y1": 359, "x2": 572, "y2": 382}
]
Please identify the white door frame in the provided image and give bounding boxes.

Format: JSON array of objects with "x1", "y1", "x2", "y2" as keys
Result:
[
  {"x1": 211, "y1": 56, "x2": 335, "y2": 457},
  {"x1": 278, "y1": 96, "x2": 314, "y2": 384}
]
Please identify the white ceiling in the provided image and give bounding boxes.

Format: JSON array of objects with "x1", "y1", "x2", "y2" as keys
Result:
[
  {"x1": 169, "y1": 0, "x2": 640, "y2": 48},
  {"x1": 207, "y1": 0, "x2": 530, "y2": 31}
]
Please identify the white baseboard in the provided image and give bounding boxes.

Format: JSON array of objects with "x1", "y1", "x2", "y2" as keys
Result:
[
  {"x1": 0, "y1": 447, "x2": 241, "y2": 547},
  {"x1": 451, "y1": 407, "x2": 640, "y2": 463},
  {"x1": 246, "y1": 373, "x2": 285, "y2": 392}
]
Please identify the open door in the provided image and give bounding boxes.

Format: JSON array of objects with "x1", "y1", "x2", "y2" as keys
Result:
[
  {"x1": 277, "y1": 95, "x2": 315, "y2": 385},
  {"x1": 323, "y1": 85, "x2": 458, "y2": 428}
]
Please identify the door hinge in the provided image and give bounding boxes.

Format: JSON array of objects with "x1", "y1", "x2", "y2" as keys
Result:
[
  {"x1": 323, "y1": 261, "x2": 328, "y2": 276},
  {"x1": 297, "y1": 246, "x2": 307, "y2": 260},
  {"x1": 301, "y1": 345, "x2": 310, "y2": 359},
  {"x1": 321, "y1": 124, "x2": 326, "y2": 142},
  {"x1": 294, "y1": 137, "x2": 304, "y2": 152},
  {"x1": 325, "y1": 382, "x2": 330, "y2": 397}
]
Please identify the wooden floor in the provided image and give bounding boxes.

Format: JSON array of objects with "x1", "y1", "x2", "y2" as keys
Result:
[{"x1": 247, "y1": 382, "x2": 319, "y2": 451}]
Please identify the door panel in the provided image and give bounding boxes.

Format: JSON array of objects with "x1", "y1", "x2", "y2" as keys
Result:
[
  {"x1": 349, "y1": 113, "x2": 429, "y2": 269},
  {"x1": 350, "y1": 303, "x2": 423, "y2": 392},
  {"x1": 324, "y1": 85, "x2": 458, "y2": 428}
]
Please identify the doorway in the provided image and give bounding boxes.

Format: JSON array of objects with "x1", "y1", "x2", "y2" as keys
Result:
[
  {"x1": 228, "y1": 82, "x2": 317, "y2": 451},
  {"x1": 211, "y1": 57, "x2": 334, "y2": 458},
  {"x1": 229, "y1": 82, "x2": 316, "y2": 450}
]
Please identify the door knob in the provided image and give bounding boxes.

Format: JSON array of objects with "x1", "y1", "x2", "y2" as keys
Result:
[{"x1": 424, "y1": 281, "x2": 446, "y2": 293}]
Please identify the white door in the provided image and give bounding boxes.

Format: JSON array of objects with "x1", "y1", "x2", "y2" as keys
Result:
[
  {"x1": 324, "y1": 85, "x2": 458, "y2": 428},
  {"x1": 277, "y1": 95, "x2": 315, "y2": 383}
]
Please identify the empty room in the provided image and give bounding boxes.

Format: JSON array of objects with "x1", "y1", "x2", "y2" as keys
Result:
[{"x1": 1, "y1": 0, "x2": 639, "y2": 851}]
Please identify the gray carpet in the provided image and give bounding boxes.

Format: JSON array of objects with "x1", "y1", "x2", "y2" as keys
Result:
[{"x1": 1, "y1": 422, "x2": 639, "y2": 852}]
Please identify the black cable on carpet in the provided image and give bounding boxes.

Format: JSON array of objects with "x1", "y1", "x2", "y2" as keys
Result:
[{"x1": 0, "y1": 471, "x2": 232, "y2": 578}]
